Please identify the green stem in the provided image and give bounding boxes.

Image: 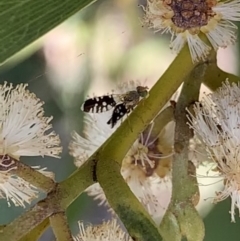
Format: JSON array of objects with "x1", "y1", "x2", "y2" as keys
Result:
[
  {"x1": 0, "y1": 158, "x2": 95, "y2": 241},
  {"x1": 0, "y1": 200, "x2": 53, "y2": 241},
  {"x1": 97, "y1": 158, "x2": 162, "y2": 241},
  {"x1": 12, "y1": 161, "x2": 56, "y2": 193},
  {"x1": 160, "y1": 63, "x2": 206, "y2": 241},
  {"x1": 173, "y1": 63, "x2": 206, "y2": 198},
  {"x1": 50, "y1": 212, "x2": 73, "y2": 241},
  {"x1": 204, "y1": 62, "x2": 240, "y2": 90},
  {"x1": 19, "y1": 219, "x2": 50, "y2": 241},
  {"x1": 149, "y1": 105, "x2": 174, "y2": 141},
  {"x1": 57, "y1": 158, "x2": 95, "y2": 209}
]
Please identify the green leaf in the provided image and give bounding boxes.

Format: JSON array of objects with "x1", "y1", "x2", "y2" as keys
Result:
[{"x1": 0, "y1": 0, "x2": 97, "y2": 64}]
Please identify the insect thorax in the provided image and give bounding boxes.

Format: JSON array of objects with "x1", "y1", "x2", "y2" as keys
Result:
[{"x1": 123, "y1": 90, "x2": 140, "y2": 107}]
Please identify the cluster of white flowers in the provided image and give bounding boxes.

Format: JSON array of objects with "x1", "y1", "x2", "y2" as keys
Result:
[
  {"x1": 188, "y1": 80, "x2": 240, "y2": 222},
  {"x1": 74, "y1": 219, "x2": 132, "y2": 241},
  {"x1": 0, "y1": 82, "x2": 62, "y2": 207},
  {"x1": 142, "y1": 0, "x2": 240, "y2": 62}
]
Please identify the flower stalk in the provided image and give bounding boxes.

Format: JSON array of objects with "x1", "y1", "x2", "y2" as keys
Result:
[
  {"x1": 97, "y1": 159, "x2": 162, "y2": 241},
  {"x1": 204, "y1": 63, "x2": 240, "y2": 90},
  {"x1": 11, "y1": 161, "x2": 55, "y2": 193},
  {"x1": 0, "y1": 158, "x2": 95, "y2": 241},
  {"x1": 50, "y1": 212, "x2": 74, "y2": 241},
  {"x1": 0, "y1": 199, "x2": 54, "y2": 241},
  {"x1": 146, "y1": 105, "x2": 175, "y2": 141},
  {"x1": 19, "y1": 219, "x2": 50, "y2": 241},
  {"x1": 160, "y1": 63, "x2": 206, "y2": 241},
  {"x1": 56, "y1": 158, "x2": 96, "y2": 208}
]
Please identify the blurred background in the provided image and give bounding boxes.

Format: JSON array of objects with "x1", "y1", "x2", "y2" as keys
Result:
[{"x1": 0, "y1": 0, "x2": 239, "y2": 240}]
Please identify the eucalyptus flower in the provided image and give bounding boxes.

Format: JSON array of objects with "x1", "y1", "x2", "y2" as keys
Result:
[
  {"x1": 0, "y1": 155, "x2": 37, "y2": 207},
  {"x1": 0, "y1": 82, "x2": 62, "y2": 159},
  {"x1": 0, "y1": 82, "x2": 61, "y2": 207},
  {"x1": 188, "y1": 80, "x2": 240, "y2": 222},
  {"x1": 74, "y1": 219, "x2": 132, "y2": 241},
  {"x1": 0, "y1": 156, "x2": 54, "y2": 207},
  {"x1": 142, "y1": 0, "x2": 240, "y2": 62}
]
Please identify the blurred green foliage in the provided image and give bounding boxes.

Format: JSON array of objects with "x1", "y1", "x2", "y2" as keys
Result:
[{"x1": 0, "y1": 0, "x2": 96, "y2": 64}]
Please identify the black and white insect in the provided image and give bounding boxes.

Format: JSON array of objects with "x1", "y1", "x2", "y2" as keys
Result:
[{"x1": 81, "y1": 86, "x2": 149, "y2": 128}]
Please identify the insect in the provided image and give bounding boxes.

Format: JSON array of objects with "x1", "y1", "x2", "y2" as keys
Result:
[{"x1": 81, "y1": 85, "x2": 149, "y2": 128}]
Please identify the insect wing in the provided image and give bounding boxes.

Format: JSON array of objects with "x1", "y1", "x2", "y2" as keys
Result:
[
  {"x1": 107, "y1": 103, "x2": 130, "y2": 128},
  {"x1": 81, "y1": 95, "x2": 117, "y2": 113}
]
